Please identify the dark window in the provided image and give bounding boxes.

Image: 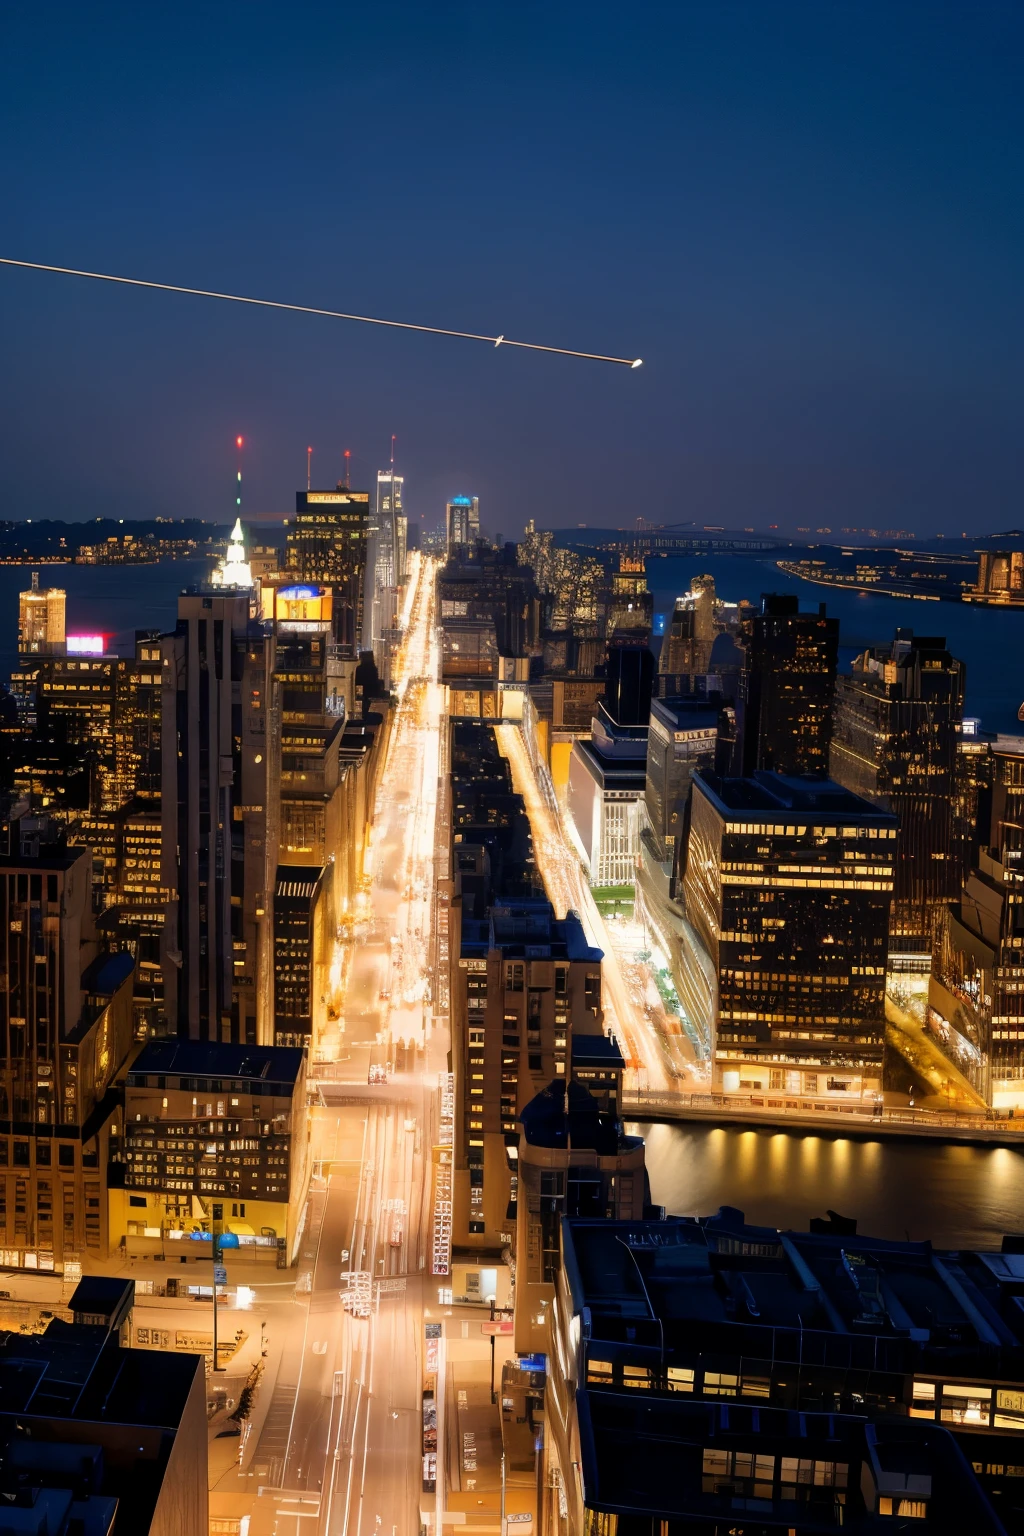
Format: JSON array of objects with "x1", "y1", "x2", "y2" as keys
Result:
[
  {"x1": 58, "y1": 1145, "x2": 74, "y2": 1167},
  {"x1": 13, "y1": 1142, "x2": 29, "y2": 1167},
  {"x1": 129, "y1": 1195, "x2": 147, "y2": 1207}
]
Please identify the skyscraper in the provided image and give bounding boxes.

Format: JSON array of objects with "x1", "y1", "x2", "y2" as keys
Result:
[
  {"x1": 446, "y1": 494, "x2": 480, "y2": 553},
  {"x1": 18, "y1": 571, "x2": 65, "y2": 656},
  {"x1": 161, "y1": 534, "x2": 271, "y2": 1044},
  {"x1": 737, "y1": 594, "x2": 838, "y2": 777},
  {"x1": 287, "y1": 487, "x2": 370, "y2": 649},
  {"x1": 931, "y1": 738, "x2": 1024, "y2": 1108},
  {"x1": 0, "y1": 814, "x2": 135, "y2": 1268},
  {"x1": 659, "y1": 575, "x2": 717, "y2": 681},
  {"x1": 365, "y1": 468, "x2": 404, "y2": 671},
  {"x1": 831, "y1": 630, "x2": 966, "y2": 950},
  {"x1": 681, "y1": 769, "x2": 895, "y2": 1104},
  {"x1": 606, "y1": 556, "x2": 653, "y2": 637}
]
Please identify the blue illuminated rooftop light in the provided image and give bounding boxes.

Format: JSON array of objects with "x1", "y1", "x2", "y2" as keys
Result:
[{"x1": 450, "y1": 496, "x2": 472, "y2": 505}]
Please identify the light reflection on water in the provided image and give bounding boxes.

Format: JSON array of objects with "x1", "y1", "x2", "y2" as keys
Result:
[{"x1": 631, "y1": 1121, "x2": 1024, "y2": 1248}]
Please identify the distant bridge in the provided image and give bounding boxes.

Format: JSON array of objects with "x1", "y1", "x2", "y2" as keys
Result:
[{"x1": 561, "y1": 524, "x2": 789, "y2": 556}]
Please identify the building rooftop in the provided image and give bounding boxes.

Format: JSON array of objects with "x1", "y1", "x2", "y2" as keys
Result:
[
  {"x1": 694, "y1": 768, "x2": 898, "y2": 820},
  {"x1": 127, "y1": 1039, "x2": 305, "y2": 1088},
  {"x1": 563, "y1": 1211, "x2": 1024, "y2": 1384},
  {"x1": 79, "y1": 951, "x2": 135, "y2": 998},
  {"x1": 570, "y1": 1035, "x2": 625, "y2": 1071},
  {"x1": 460, "y1": 904, "x2": 603, "y2": 964}
]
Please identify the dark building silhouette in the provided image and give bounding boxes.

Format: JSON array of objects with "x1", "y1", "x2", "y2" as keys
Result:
[
  {"x1": 831, "y1": 630, "x2": 966, "y2": 950},
  {"x1": 603, "y1": 639, "x2": 655, "y2": 727},
  {"x1": 738, "y1": 594, "x2": 838, "y2": 777}
]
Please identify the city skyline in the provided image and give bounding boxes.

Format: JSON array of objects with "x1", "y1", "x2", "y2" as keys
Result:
[
  {"x1": 3, "y1": 5, "x2": 1023, "y2": 534},
  {"x1": 4, "y1": 8, "x2": 1024, "y2": 1534}
]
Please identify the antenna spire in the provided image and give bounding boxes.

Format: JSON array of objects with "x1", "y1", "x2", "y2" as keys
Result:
[
  {"x1": 235, "y1": 435, "x2": 243, "y2": 515},
  {"x1": 306, "y1": 445, "x2": 312, "y2": 492}
]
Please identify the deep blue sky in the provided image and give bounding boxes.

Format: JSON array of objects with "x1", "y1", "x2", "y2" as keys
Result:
[{"x1": 1, "y1": 2, "x2": 1022, "y2": 536}]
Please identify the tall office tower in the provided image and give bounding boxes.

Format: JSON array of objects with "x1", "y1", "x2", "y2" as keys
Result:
[
  {"x1": 681, "y1": 770, "x2": 896, "y2": 1104},
  {"x1": 273, "y1": 866, "x2": 328, "y2": 1047},
  {"x1": 606, "y1": 556, "x2": 653, "y2": 637},
  {"x1": 644, "y1": 695, "x2": 720, "y2": 864},
  {"x1": 831, "y1": 630, "x2": 966, "y2": 951},
  {"x1": 113, "y1": 631, "x2": 164, "y2": 808},
  {"x1": 567, "y1": 702, "x2": 648, "y2": 891},
  {"x1": 604, "y1": 638, "x2": 655, "y2": 726},
  {"x1": 931, "y1": 739, "x2": 1024, "y2": 1108},
  {"x1": 446, "y1": 494, "x2": 480, "y2": 553},
  {"x1": 287, "y1": 486, "x2": 370, "y2": 649},
  {"x1": 438, "y1": 543, "x2": 540, "y2": 715},
  {"x1": 112, "y1": 632, "x2": 167, "y2": 1034},
  {"x1": 738, "y1": 594, "x2": 838, "y2": 777},
  {"x1": 162, "y1": 541, "x2": 273, "y2": 1044},
  {"x1": 365, "y1": 469, "x2": 404, "y2": 671},
  {"x1": 659, "y1": 575, "x2": 717, "y2": 680},
  {"x1": 0, "y1": 814, "x2": 135, "y2": 1268},
  {"x1": 269, "y1": 585, "x2": 347, "y2": 874},
  {"x1": 17, "y1": 571, "x2": 66, "y2": 656}
]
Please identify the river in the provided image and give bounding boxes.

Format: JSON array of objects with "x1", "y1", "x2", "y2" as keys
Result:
[
  {"x1": 632, "y1": 1119, "x2": 1024, "y2": 1249},
  {"x1": 0, "y1": 558, "x2": 211, "y2": 682},
  {"x1": 647, "y1": 551, "x2": 1024, "y2": 736}
]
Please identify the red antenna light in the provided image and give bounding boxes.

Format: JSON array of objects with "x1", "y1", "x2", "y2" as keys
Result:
[{"x1": 236, "y1": 435, "x2": 243, "y2": 448}]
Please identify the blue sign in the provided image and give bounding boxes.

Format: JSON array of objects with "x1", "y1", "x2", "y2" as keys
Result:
[{"x1": 214, "y1": 1265, "x2": 227, "y2": 1284}]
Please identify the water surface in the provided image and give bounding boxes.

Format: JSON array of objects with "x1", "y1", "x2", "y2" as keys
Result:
[{"x1": 633, "y1": 1119, "x2": 1024, "y2": 1249}]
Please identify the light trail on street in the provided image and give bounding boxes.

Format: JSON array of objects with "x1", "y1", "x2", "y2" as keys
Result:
[
  {"x1": 225, "y1": 551, "x2": 447, "y2": 1535},
  {"x1": 494, "y1": 721, "x2": 673, "y2": 1094}
]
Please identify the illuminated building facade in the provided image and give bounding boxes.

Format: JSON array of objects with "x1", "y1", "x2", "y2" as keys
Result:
[
  {"x1": 17, "y1": 571, "x2": 65, "y2": 656},
  {"x1": 161, "y1": 587, "x2": 271, "y2": 1045},
  {"x1": 738, "y1": 594, "x2": 838, "y2": 776},
  {"x1": 606, "y1": 555, "x2": 653, "y2": 637},
  {"x1": 682, "y1": 770, "x2": 895, "y2": 1103},
  {"x1": 365, "y1": 469, "x2": 405, "y2": 673},
  {"x1": 117, "y1": 1040, "x2": 310, "y2": 1260},
  {"x1": 931, "y1": 739, "x2": 1024, "y2": 1107},
  {"x1": 287, "y1": 488, "x2": 370, "y2": 648},
  {"x1": 567, "y1": 704, "x2": 648, "y2": 890},
  {"x1": 446, "y1": 494, "x2": 480, "y2": 553},
  {"x1": 438, "y1": 543, "x2": 538, "y2": 718},
  {"x1": 0, "y1": 818, "x2": 135, "y2": 1269},
  {"x1": 272, "y1": 866, "x2": 327, "y2": 1048},
  {"x1": 966, "y1": 547, "x2": 1024, "y2": 607},
  {"x1": 644, "y1": 696, "x2": 719, "y2": 864},
  {"x1": 830, "y1": 630, "x2": 966, "y2": 951},
  {"x1": 658, "y1": 575, "x2": 717, "y2": 682}
]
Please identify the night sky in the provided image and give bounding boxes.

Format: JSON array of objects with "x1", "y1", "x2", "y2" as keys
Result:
[{"x1": 1, "y1": 3, "x2": 1022, "y2": 536}]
